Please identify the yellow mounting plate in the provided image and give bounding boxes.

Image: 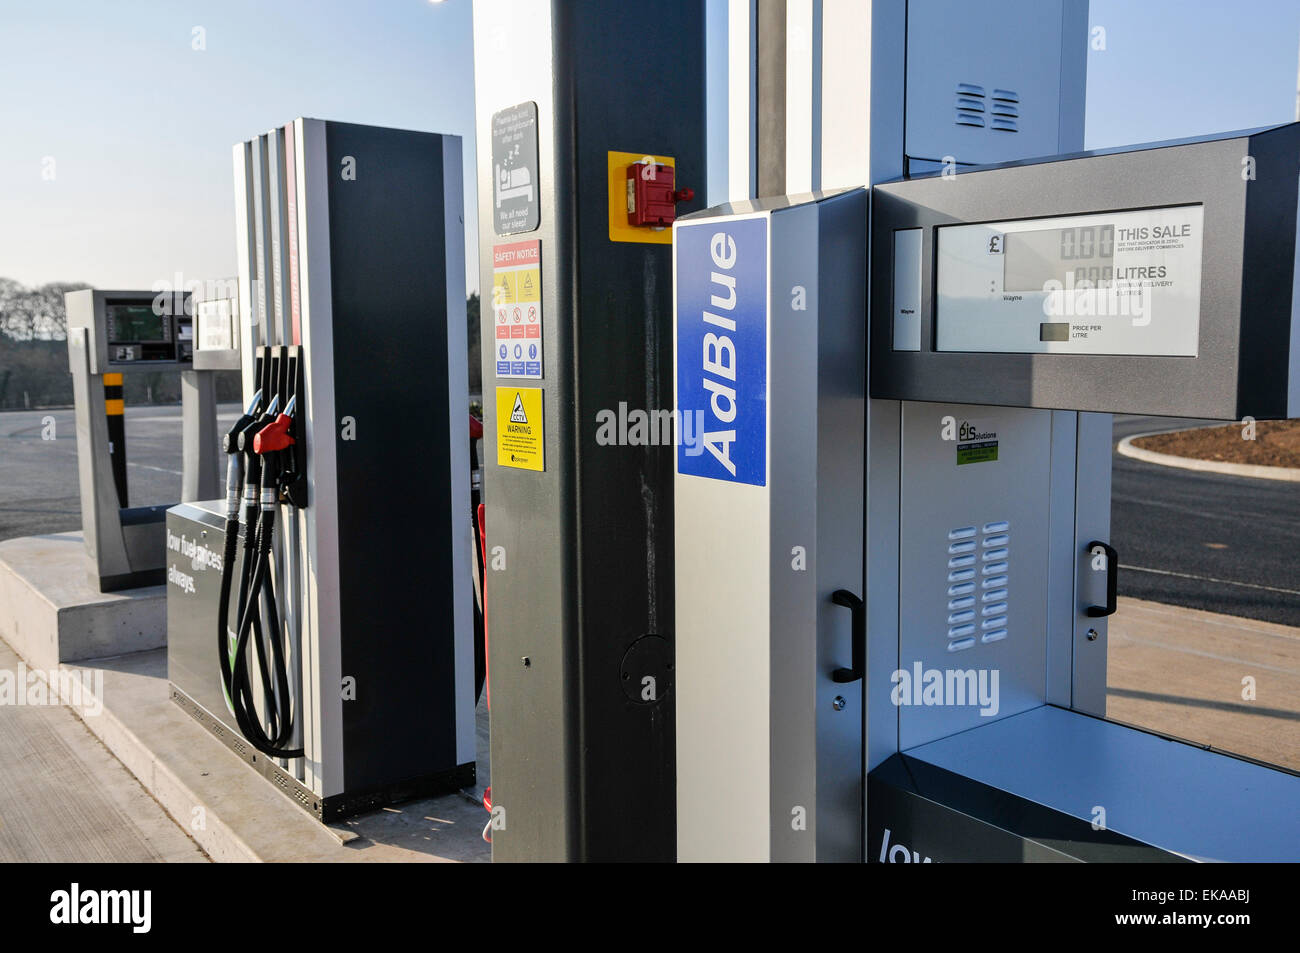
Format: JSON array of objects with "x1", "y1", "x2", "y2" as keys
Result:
[{"x1": 607, "y1": 150, "x2": 675, "y2": 245}]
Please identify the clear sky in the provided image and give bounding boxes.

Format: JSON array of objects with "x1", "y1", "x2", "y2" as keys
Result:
[
  {"x1": 0, "y1": 0, "x2": 478, "y2": 292},
  {"x1": 0, "y1": 1, "x2": 1297, "y2": 296},
  {"x1": 1084, "y1": 0, "x2": 1299, "y2": 148}
]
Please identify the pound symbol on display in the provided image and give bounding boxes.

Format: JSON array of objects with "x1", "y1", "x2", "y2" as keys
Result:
[{"x1": 987, "y1": 235, "x2": 1003, "y2": 254}]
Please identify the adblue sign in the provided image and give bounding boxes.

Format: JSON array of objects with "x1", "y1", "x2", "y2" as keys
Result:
[{"x1": 674, "y1": 216, "x2": 767, "y2": 486}]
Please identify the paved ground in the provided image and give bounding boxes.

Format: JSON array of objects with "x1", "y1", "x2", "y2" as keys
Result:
[
  {"x1": 0, "y1": 633, "x2": 490, "y2": 863},
  {"x1": 1111, "y1": 415, "x2": 1300, "y2": 627},
  {"x1": 0, "y1": 404, "x2": 241, "y2": 542},
  {"x1": 1108, "y1": 597, "x2": 1300, "y2": 773},
  {"x1": 0, "y1": 640, "x2": 207, "y2": 862}
]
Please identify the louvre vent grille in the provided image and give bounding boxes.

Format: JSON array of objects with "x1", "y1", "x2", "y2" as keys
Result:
[
  {"x1": 955, "y1": 84, "x2": 1019, "y2": 132},
  {"x1": 946, "y1": 521, "x2": 1010, "y2": 651}
]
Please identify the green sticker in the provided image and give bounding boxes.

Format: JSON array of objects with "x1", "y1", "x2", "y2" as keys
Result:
[{"x1": 957, "y1": 442, "x2": 998, "y2": 465}]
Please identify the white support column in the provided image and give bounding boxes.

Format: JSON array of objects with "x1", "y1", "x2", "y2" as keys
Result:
[
  {"x1": 728, "y1": 0, "x2": 756, "y2": 201},
  {"x1": 232, "y1": 143, "x2": 258, "y2": 400},
  {"x1": 784, "y1": 0, "x2": 818, "y2": 193},
  {"x1": 820, "y1": 0, "x2": 874, "y2": 189}
]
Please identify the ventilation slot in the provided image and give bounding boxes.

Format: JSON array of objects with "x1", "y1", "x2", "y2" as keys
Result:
[
  {"x1": 979, "y1": 521, "x2": 1010, "y2": 642},
  {"x1": 946, "y1": 522, "x2": 1011, "y2": 648},
  {"x1": 990, "y1": 89, "x2": 1019, "y2": 132},
  {"x1": 954, "y1": 83, "x2": 985, "y2": 128}
]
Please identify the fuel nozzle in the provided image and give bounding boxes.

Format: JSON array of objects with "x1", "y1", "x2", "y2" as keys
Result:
[
  {"x1": 221, "y1": 390, "x2": 264, "y2": 518},
  {"x1": 238, "y1": 394, "x2": 278, "y2": 455},
  {"x1": 224, "y1": 390, "x2": 263, "y2": 453},
  {"x1": 252, "y1": 394, "x2": 299, "y2": 504},
  {"x1": 252, "y1": 396, "x2": 296, "y2": 455}
]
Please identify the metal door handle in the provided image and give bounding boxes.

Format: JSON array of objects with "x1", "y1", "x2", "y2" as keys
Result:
[
  {"x1": 1085, "y1": 540, "x2": 1118, "y2": 617},
  {"x1": 831, "y1": 589, "x2": 865, "y2": 683}
]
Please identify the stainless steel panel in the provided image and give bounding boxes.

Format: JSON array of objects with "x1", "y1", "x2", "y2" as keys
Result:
[
  {"x1": 908, "y1": 705, "x2": 1300, "y2": 862},
  {"x1": 898, "y1": 402, "x2": 1052, "y2": 749},
  {"x1": 905, "y1": 0, "x2": 1070, "y2": 166}
]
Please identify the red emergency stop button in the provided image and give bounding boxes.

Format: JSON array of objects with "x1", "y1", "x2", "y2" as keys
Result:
[{"x1": 627, "y1": 162, "x2": 694, "y2": 228}]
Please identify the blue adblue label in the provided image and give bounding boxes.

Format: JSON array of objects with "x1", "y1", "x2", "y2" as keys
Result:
[{"x1": 675, "y1": 217, "x2": 767, "y2": 486}]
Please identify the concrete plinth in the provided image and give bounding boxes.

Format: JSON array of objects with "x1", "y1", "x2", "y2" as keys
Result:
[{"x1": 0, "y1": 532, "x2": 165, "y2": 670}]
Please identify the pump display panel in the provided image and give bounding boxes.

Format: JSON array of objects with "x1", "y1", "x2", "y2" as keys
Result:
[
  {"x1": 104, "y1": 299, "x2": 191, "y2": 364},
  {"x1": 870, "y1": 123, "x2": 1300, "y2": 419},
  {"x1": 106, "y1": 303, "x2": 167, "y2": 342},
  {"x1": 935, "y1": 205, "x2": 1204, "y2": 356}
]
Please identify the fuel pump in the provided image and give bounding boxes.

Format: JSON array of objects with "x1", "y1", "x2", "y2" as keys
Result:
[
  {"x1": 167, "y1": 119, "x2": 475, "y2": 822},
  {"x1": 65, "y1": 289, "x2": 218, "y2": 591}
]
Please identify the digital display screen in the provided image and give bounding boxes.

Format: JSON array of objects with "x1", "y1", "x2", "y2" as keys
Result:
[
  {"x1": 107, "y1": 304, "x2": 166, "y2": 343},
  {"x1": 934, "y1": 204, "x2": 1204, "y2": 357},
  {"x1": 1003, "y1": 224, "x2": 1115, "y2": 291}
]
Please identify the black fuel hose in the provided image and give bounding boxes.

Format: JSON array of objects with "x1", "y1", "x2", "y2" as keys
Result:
[
  {"x1": 216, "y1": 454, "x2": 243, "y2": 711},
  {"x1": 237, "y1": 453, "x2": 279, "y2": 724},
  {"x1": 217, "y1": 393, "x2": 261, "y2": 715},
  {"x1": 225, "y1": 404, "x2": 303, "y2": 759}
]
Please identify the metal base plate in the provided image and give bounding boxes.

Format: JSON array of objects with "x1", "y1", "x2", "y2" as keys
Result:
[{"x1": 170, "y1": 685, "x2": 476, "y2": 823}]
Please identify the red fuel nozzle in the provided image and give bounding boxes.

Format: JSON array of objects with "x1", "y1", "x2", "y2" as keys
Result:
[{"x1": 253, "y1": 414, "x2": 296, "y2": 454}]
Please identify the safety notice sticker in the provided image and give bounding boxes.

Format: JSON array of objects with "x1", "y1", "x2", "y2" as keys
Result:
[
  {"x1": 493, "y1": 240, "x2": 544, "y2": 380},
  {"x1": 496, "y1": 386, "x2": 544, "y2": 472}
]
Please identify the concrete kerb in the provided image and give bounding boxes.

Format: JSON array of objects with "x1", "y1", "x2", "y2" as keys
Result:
[
  {"x1": 1117, "y1": 427, "x2": 1300, "y2": 483},
  {"x1": 28, "y1": 654, "x2": 262, "y2": 862},
  {"x1": 5, "y1": 643, "x2": 371, "y2": 862}
]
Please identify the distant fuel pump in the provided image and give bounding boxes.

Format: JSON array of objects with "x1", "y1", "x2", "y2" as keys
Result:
[{"x1": 65, "y1": 288, "x2": 225, "y2": 591}]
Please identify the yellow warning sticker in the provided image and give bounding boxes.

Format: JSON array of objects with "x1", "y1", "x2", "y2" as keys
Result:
[
  {"x1": 516, "y1": 267, "x2": 540, "y2": 302},
  {"x1": 496, "y1": 386, "x2": 544, "y2": 471},
  {"x1": 494, "y1": 271, "x2": 515, "y2": 304}
]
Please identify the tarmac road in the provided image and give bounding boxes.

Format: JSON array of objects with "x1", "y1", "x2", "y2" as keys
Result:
[
  {"x1": 2, "y1": 406, "x2": 1297, "y2": 626},
  {"x1": 1111, "y1": 415, "x2": 1300, "y2": 628},
  {"x1": 0, "y1": 404, "x2": 239, "y2": 542}
]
